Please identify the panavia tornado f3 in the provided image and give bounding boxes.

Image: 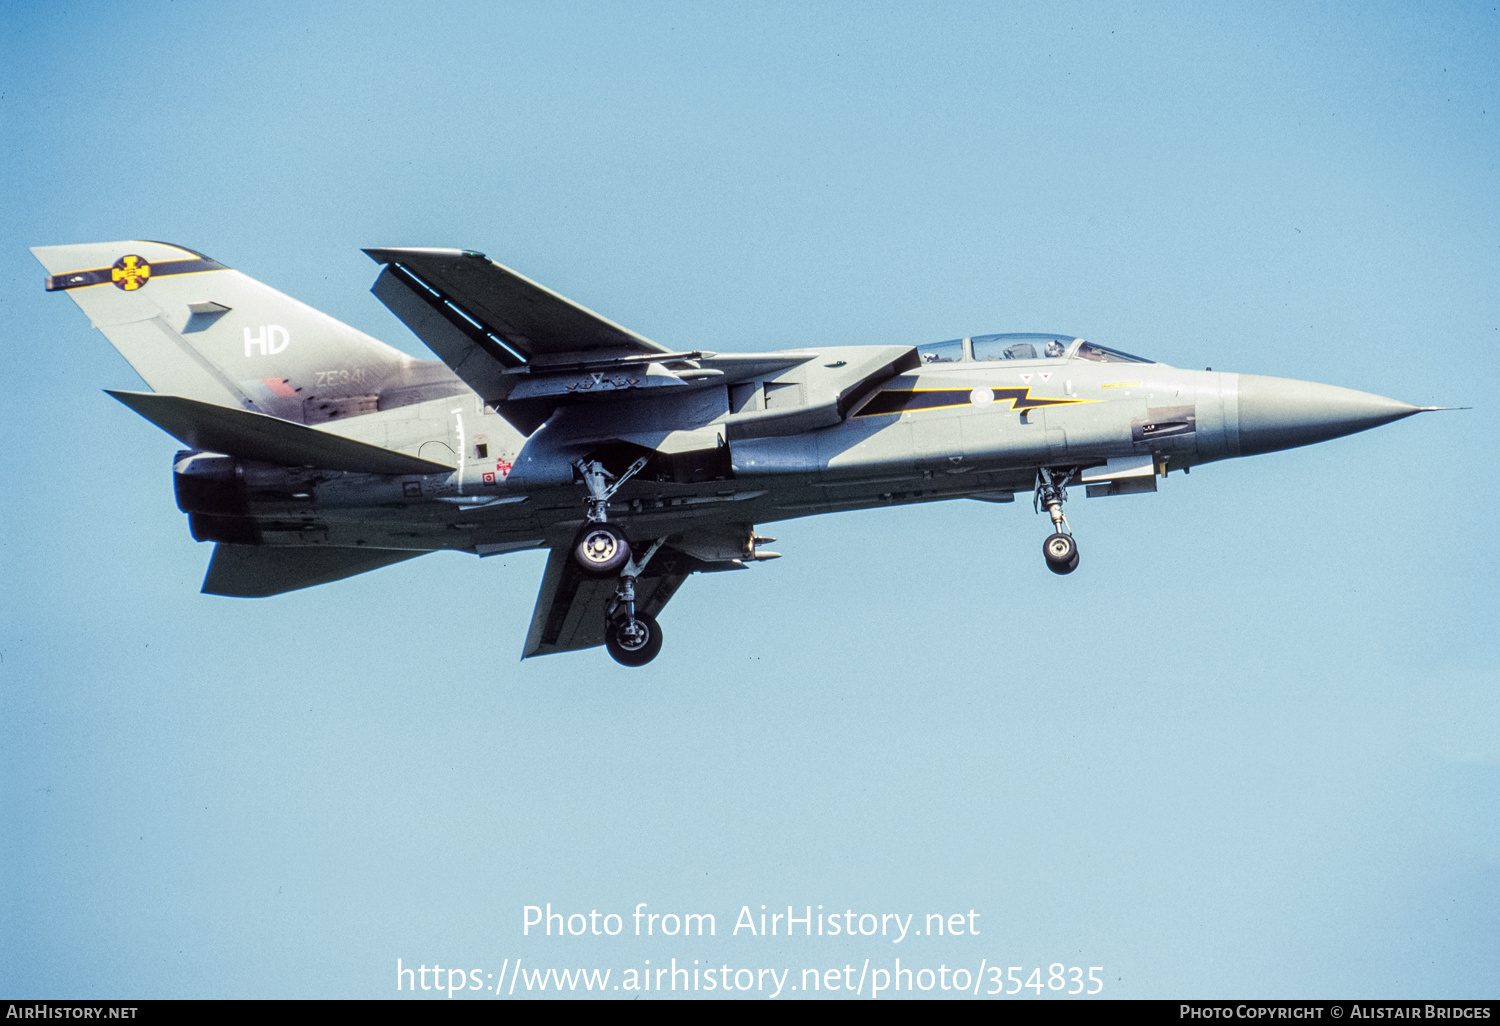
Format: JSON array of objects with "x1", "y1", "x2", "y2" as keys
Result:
[{"x1": 33, "y1": 240, "x2": 1444, "y2": 666}]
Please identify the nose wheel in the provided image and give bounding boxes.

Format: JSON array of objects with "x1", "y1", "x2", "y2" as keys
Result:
[
  {"x1": 1043, "y1": 532, "x2": 1079, "y2": 574},
  {"x1": 1035, "y1": 468, "x2": 1080, "y2": 575}
]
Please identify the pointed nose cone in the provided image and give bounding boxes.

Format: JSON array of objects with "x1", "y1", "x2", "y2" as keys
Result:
[{"x1": 1237, "y1": 374, "x2": 1422, "y2": 457}]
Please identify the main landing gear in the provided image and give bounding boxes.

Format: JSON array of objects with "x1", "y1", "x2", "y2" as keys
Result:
[
  {"x1": 574, "y1": 522, "x2": 630, "y2": 576},
  {"x1": 571, "y1": 457, "x2": 648, "y2": 578},
  {"x1": 605, "y1": 538, "x2": 666, "y2": 667},
  {"x1": 1035, "y1": 467, "x2": 1080, "y2": 575},
  {"x1": 569, "y1": 458, "x2": 669, "y2": 666}
]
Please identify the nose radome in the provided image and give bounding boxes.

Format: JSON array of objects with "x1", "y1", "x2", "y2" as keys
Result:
[{"x1": 1237, "y1": 374, "x2": 1423, "y2": 457}]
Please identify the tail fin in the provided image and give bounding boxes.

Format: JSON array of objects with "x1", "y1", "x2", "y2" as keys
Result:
[{"x1": 32, "y1": 240, "x2": 466, "y2": 423}]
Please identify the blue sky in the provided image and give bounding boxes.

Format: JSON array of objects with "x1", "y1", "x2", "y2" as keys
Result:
[{"x1": 2, "y1": 1, "x2": 1497, "y2": 999}]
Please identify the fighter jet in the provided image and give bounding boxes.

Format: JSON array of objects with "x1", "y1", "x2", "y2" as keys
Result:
[{"x1": 32, "y1": 241, "x2": 1442, "y2": 666}]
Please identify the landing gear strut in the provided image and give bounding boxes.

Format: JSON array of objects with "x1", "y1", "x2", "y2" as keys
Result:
[
  {"x1": 571, "y1": 456, "x2": 648, "y2": 577},
  {"x1": 605, "y1": 538, "x2": 666, "y2": 666},
  {"x1": 1034, "y1": 467, "x2": 1080, "y2": 575}
]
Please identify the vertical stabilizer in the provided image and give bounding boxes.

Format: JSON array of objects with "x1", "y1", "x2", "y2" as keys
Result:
[{"x1": 32, "y1": 240, "x2": 466, "y2": 423}]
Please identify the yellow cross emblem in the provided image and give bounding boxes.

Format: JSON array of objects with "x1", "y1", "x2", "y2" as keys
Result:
[{"x1": 111, "y1": 255, "x2": 152, "y2": 291}]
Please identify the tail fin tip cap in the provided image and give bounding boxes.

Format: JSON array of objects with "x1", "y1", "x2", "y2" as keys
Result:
[{"x1": 363, "y1": 247, "x2": 487, "y2": 264}]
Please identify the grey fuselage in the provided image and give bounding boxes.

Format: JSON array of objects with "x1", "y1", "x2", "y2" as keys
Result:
[{"x1": 177, "y1": 338, "x2": 1418, "y2": 557}]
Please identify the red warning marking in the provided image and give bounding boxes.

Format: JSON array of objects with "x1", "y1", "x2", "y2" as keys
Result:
[
  {"x1": 1020, "y1": 373, "x2": 1033, "y2": 383},
  {"x1": 496, "y1": 459, "x2": 513, "y2": 477},
  {"x1": 482, "y1": 472, "x2": 496, "y2": 485},
  {"x1": 1040, "y1": 372, "x2": 1052, "y2": 381},
  {"x1": 261, "y1": 377, "x2": 297, "y2": 398}
]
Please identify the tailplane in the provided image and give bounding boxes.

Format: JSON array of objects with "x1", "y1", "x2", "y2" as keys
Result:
[
  {"x1": 107, "y1": 390, "x2": 454, "y2": 475},
  {"x1": 32, "y1": 240, "x2": 467, "y2": 422},
  {"x1": 203, "y1": 543, "x2": 427, "y2": 597}
]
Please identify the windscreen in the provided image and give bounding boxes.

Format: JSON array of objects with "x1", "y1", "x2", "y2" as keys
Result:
[{"x1": 917, "y1": 338, "x2": 964, "y2": 364}]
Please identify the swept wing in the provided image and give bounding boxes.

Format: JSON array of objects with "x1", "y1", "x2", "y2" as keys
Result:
[{"x1": 363, "y1": 247, "x2": 671, "y2": 364}]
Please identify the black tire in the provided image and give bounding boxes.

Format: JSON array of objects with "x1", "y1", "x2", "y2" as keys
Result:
[
  {"x1": 573, "y1": 522, "x2": 631, "y2": 577},
  {"x1": 605, "y1": 613, "x2": 663, "y2": 666},
  {"x1": 1043, "y1": 532, "x2": 1078, "y2": 574}
]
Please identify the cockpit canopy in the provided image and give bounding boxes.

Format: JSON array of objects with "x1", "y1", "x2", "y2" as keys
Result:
[
  {"x1": 972, "y1": 333, "x2": 1074, "y2": 361},
  {"x1": 917, "y1": 333, "x2": 1154, "y2": 365}
]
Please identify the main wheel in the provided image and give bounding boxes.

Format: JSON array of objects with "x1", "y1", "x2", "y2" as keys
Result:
[
  {"x1": 573, "y1": 522, "x2": 631, "y2": 577},
  {"x1": 1043, "y1": 532, "x2": 1079, "y2": 575},
  {"x1": 605, "y1": 613, "x2": 663, "y2": 666}
]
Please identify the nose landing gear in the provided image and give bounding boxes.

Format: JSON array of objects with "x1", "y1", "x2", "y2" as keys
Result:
[{"x1": 1035, "y1": 467, "x2": 1080, "y2": 575}]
